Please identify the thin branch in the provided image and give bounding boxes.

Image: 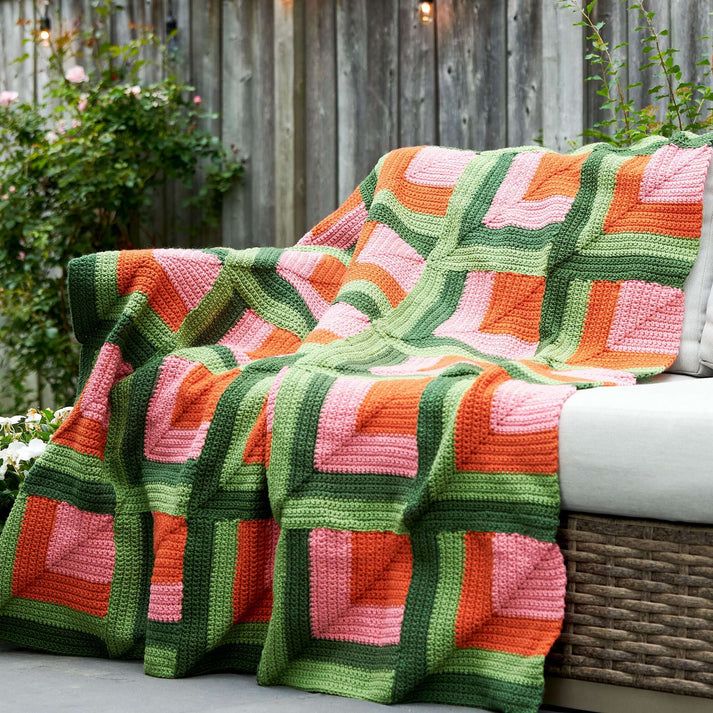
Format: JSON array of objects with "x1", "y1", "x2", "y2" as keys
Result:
[
  {"x1": 573, "y1": 0, "x2": 631, "y2": 136},
  {"x1": 637, "y1": 0, "x2": 683, "y2": 131}
]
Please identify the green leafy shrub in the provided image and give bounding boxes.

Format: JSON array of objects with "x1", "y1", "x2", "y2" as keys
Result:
[
  {"x1": 0, "y1": 2, "x2": 243, "y2": 410},
  {"x1": 0, "y1": 407, "x2": 70, "y2": 529},
  {"x1": 564, "y1": 0, "x2": 713, "y2": 145}
]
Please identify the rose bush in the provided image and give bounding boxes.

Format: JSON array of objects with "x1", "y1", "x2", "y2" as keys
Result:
[{"x1": 0, "y1": 2, "x2": 243, "y2": 410}]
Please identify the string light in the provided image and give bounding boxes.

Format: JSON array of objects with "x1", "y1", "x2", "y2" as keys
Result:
[
  {"x1": 39, "y1": 1, "x2": 51, "y2": 43},
  {"x1": 418, "y1": 0, "x2": 434, "y2": 25}
]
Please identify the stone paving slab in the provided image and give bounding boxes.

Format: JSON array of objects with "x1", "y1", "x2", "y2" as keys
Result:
[{"x1": 0, "y1": 643, "x2": 569, "y2": 713}]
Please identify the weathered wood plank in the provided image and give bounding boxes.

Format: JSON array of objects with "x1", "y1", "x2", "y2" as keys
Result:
[
  {"x1": 627, "y1": 0, "x2": 670, "y2": 121},
  {"x1": 584, "y1": 0, "x2": 629, "y2": 138},
  {"x1": 541, "y1": 0, "x2": 584, "y2": 150},
  {"x1": 398, "y1": 0, "x2": 436, "y2": 146},
  {"x1": 64, "y1": 0, "x2": 104, "y2": 73},
  {"x1": 274, "y1": 0, "x2": 306, "y2": 246},
  {"x1": 163, "y1": 0, "x2": 192, "y2": 247},
  {"x1": 671, "y1": 0, "x2": 711, "y2": 128},
  {"x1": 336, "y1": 0, "x2": 368, "y2": 201},
  {"x1": 437, "y1": 0, "x2": 507, "y2": 150},
  {"x1": 507, "y1": 0, "x2": 542, "y2": 146},
  {"x1": 110, "y1": 0, "x2": 164, "y2": 84},
  {"x1": 336, "y1": 0, "x2": 398, "y2": 201},
  {"x1": 0, "y1": 0, "x2": 34, "y2": 100},
  {"x1": 34, "y1": 0, "x2": 64, "y2": 105},
  {"x1": 190, "y1": 0, "x2": 221, "y2": 246},
  {"x1": 363, "y1": 0, "x2": 399, "y2": 170},
  {"x1": 104, "y1": 0, "x2": 167, "y2": 246},
  {"x1": 304, "y1": 0, "x2": 337, "y2": 228},
  {"x1": 222, "y1": 0, "x2": 275, "y2": 248},
  {"x1": 191, "y1": 0, "x2": 220, "y2": 137}
]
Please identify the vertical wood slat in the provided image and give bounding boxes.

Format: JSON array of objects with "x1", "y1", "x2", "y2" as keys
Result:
[
  {"x1": 304, "y1": 0, "x2": 337, "y2": 229},
  {"x1": 506, "y1": 0, "x2": 542, "y2": 146},
  {"x1": 34, "y1": 0, "x2": 63, "y2": 105},
  {"x1": 0, "y1": 0, "x2": 34, "y2": 101},
  {"x1": 437, "y1": 0, "x2": 507, "y2": 150},
  {"x1": 336, "y1": 0, "x2": 398, "y2": 202},
  {"x1": 190, "y1": 0, "x2": 221, "y2": 246},
  {"x1": 627, "y1": 0, "x2": 670, "y2": 121},
  {"x1": 163, "y1": 0, "x2": 192, "y2": 248},
  {"x1": 671, "y1": 0, "x2": 712, "y2": 128},
  {"x1": 221, "y1": 0, "x2": 275, "y2": 248},
  {"x1": 335, "y1": 0, "x2": 367, "y2": 202},
  {"x1": 107, "y1": 0, "x2": 167, "y2": 247},
  {"x1": 274, "y1": 0, "x2": 305, "y2": 246},
  {"x1": 110, "y1": 0, "x2": 165, "y2": 83},
  {"x1": 398, "y1": 0, "x2": 436, "y2": 147},
  {"x1": 65, "y1": 0, "x2": 102, "y2": 72},
  {"x1": 585, "y1": 0, "x2": 629, "y2": 139},
  {"x1": 542, "y1": 0, "x2": 584, "y2": 151}
]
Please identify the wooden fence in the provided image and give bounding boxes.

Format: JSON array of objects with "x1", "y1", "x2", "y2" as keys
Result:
[{"x1": 1, "y1": 0, "x2": 712, "y2": 250}]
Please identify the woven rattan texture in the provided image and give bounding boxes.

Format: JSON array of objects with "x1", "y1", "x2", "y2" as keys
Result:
[{"x1": 546, "y1": 513, "x2": 713, "y2": 698}]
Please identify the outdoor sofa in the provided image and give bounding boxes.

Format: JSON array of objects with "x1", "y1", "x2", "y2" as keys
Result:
[{"x1": 544, "y1": 165, "x2": 713, "y2": 713}]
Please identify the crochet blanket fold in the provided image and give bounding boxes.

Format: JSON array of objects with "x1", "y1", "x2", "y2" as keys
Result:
[{"x1": 1, "y1": 135, "x2": 711, "y2": 713}]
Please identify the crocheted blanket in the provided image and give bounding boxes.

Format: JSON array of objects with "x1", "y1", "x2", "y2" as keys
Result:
[{"x1": 1, "y1": 136, "x2": 711, "y2": 713}]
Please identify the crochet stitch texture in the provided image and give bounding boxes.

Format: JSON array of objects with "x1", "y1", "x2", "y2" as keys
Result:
[{"x1": 0, "y1": 134, "x2": 711, "y2": 713}]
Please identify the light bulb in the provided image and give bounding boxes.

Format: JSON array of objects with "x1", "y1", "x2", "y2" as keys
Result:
[
  {"x1": 419, "y1": 1, "x2": 434, "y2": 24},
  {"x1": 39, "y1": 13, "x2": 51, "y2": 44}
]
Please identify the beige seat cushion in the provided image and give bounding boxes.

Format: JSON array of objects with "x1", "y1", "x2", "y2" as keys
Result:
[
  {"x1": 559, "y1": 373, "x2": 713, "y2": 524},
  {"x1": 670, "y1": 162, "x2": 713, "y2": 376}
]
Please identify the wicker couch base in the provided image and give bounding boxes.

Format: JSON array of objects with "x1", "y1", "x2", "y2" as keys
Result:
[
  {"x1": 544, "y1": 677, "x2": 713, "y2": 713},
  {"x1": 546, "y1": 512, "x2": 713, "y2": 702}
]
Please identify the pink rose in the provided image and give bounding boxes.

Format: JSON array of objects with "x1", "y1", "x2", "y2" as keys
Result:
[
  {"x1": 8, "y1": 186, "x2": 15, "y2": 193},
  {"x1": 193, "y1": 95, "x2": 202, "y2": 105},
  {"x1": 77, "y1": 94, "x2": 88, "y2": 112},
  {"x1": 65, "y1": 65, "x2": 88, "y2": 84},
  {"x1": 0, "y1": 90, "x2": 18, "y2": 107},
  {"x1": 125, "y1": 85, "x2": 141, "y2": 97}
]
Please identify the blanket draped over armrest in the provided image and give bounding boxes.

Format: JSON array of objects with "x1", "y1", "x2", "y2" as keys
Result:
[{"x1": 1, "y1": 135, "x2": 711, "y2": 713}]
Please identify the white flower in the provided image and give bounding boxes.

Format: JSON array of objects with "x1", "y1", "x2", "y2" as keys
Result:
[
  {"x1": 0, "y1": 415, "x2": 23, "y2": 428},
  {"x1": 45, "y1": 130, "x2": 59, "y2": 144},
  {"x1": 24, "y1": 438, "x2": 47, "y2": 460},
  {"x1": 125, "y1": 85, "x2": 141, "y2": 97},
  {"x1": 0, "y1": 437, "x2": 45, "y2": 466},
  {"x1": 53, "y1": 406, "x2": 72, "y2": 423},
  {"x1": 1, "y1": 439, "x2": 27, "y2": 465},
  {"x1": 23, "y1": 409, "x2": 41, "y2": 432}
]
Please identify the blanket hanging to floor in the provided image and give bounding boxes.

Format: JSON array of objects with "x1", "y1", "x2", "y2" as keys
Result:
[{"x1": 1, "y1": 134, "x2": 711, "y2": 713}]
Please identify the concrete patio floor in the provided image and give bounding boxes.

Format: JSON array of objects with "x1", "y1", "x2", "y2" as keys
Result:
[{"x1": 0, "y1": 643, "x2": 575, "y2": 713}]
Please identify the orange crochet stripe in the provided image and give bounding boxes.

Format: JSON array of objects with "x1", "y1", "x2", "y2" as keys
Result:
[
  {"x1": 375, "y1": 147, "x2": 454, "y2": 216},
  {"x1": 604, "y1": 154, "x2": 704, "y2": 238},
  {"x1": 117, "y1": 250, "x2": 189, "y2": 331}
]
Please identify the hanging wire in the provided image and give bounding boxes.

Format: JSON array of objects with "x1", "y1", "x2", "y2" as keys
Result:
[{"x1": 166, "y1": 0, "x2": 179, "y2": 56}]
